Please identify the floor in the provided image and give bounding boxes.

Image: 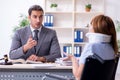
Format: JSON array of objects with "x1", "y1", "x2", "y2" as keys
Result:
[{"x1": 115, "y1": 60, "x2": 120, "y2": 80}]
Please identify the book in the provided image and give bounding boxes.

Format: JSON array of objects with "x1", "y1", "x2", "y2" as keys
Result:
[{"x1": 9, "y1": 59, "x2": 42, "y2": 64}]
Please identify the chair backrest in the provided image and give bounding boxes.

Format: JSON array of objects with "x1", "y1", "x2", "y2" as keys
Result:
[
  {"x1": 111, "y1": 55, "x2": 119, "y2": 80},
  {"x1": 80, "y1": 54, "x2": 117, "y2": 80}
]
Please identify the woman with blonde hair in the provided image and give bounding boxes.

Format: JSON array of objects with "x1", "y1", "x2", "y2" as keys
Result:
[{"x1": 64, "y1": 14, "x2": 118, "y2": 80}]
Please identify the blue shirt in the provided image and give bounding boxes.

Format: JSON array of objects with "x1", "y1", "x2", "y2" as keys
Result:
[{"x1": 79, "y1": 33, "x2": 115, "y2": 64}]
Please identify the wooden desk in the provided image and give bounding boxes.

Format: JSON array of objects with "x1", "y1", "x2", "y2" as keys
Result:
[{"x1": 0, "y1": 64, "x2": 74, "y2": 80}]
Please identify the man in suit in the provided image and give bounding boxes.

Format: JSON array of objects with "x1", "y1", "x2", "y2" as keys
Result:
[{"x1": 9, "y1": 5, "x2": 61, "y2": 62}]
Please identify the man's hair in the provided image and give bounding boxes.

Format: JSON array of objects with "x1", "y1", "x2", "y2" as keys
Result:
[{"x1": 28, "y1": 5, "x2": 44, "y2": 15}]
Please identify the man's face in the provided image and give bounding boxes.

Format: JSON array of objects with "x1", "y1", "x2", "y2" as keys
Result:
[{"x1": 28, "y1": 10, "x2": 43, "y2": 29}]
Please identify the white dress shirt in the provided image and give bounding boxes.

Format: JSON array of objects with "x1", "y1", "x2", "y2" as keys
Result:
[{"x1": 30, "y1": 25, "x2": 42, "y2": 38}]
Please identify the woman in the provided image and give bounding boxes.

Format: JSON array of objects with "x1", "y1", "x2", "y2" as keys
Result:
[{"x1": 64, "y1": 15, "x2": 118, "y2": 80}]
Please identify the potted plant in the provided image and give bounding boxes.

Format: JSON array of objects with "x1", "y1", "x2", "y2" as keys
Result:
[
  {"x1": 50, "y1": 3, "x2": 58, "y2": 11},
  {"x1": 13, "y1": 14, "x2": 29, "y2": 32},
  {"x1": 85, "y1": 4, "x2": 92, "y2": 12}
]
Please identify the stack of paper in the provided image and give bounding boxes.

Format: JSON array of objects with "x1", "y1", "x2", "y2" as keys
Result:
[{"x1": 55, "y1": 58, "x2": 72, "y2": 66}]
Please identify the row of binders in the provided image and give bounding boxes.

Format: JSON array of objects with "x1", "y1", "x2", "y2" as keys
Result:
[
  {"x1": 44, "y1": 14, "x2": 53, "y2": 27},
  {"x1": 63, "y1": 46, "x2": 82, "y2": 57},
  {"x1": 44, "y1": 15, "x2": 84, "y2": 42},
  {"x1": 74, "y1": 30, "x2": 83, "y2": 42}
]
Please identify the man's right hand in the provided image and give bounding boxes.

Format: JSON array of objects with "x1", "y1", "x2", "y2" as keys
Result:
[{"x1": 23, "y1": 36, "x2": 37, "y2": 53}]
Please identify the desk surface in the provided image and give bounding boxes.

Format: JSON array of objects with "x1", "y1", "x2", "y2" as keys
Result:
[{"x1": 0, "y1": 63, "x2": 72, "y2": 69}]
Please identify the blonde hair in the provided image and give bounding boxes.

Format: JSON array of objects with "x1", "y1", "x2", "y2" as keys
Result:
[{"x1": 91, "y1": 15, "x2": 118, "y2": 54}]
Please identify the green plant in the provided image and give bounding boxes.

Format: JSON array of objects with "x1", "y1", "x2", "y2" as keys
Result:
[
  {"x1": 13, "y1": 14, "x2": 29, "y2": 32},
  {"x1": 115, "y1": 20, "x2": 120, "y2": 50},
  {"x1": 116, "y1": 20, "x2": 120, "y2": 32},
  {"x1": 50, "y1": 3, "x2": 58, "y2": 8},
  {"x1": 117, "y1": 40, "x2": 120, "y2": 50},
  {"x1": 85, "y1": 4, "x2": 91, "y2": 9}
]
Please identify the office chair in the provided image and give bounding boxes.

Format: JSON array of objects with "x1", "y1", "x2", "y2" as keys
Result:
[
  {"x1": 111, "y1": 53, "x2": 120, "y2": 80},
  {"x1": 80, "y1": 53, "x2": 119, "y2": 80}
]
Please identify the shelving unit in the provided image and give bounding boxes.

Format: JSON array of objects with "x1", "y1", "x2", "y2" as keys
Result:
[{"x1": 44, "y1": 0, "x2": 104, "y2": 57}]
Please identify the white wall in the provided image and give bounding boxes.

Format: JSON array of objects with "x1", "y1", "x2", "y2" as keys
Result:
[
  {"x1": 0, "y1": 0, "x2": 120, "y2": 58},
  {"x1": 0, "y1": 0, "x2": 44, "y2": 58},
  {"x1": 105, "y1": 0, "x2": 120, "y2": 21},
  {"x1": 105, "y1": 0, "x2": 120, "y2": 40}
]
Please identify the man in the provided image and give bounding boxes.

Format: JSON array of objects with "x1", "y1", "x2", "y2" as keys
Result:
[{"x1": 9, "y1": 5, "x2": 61, "y2": 62}]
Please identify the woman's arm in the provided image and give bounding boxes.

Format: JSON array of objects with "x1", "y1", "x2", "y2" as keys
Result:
[{"x1": 71, "y1": 56, "x2": 84, "y2": 80}]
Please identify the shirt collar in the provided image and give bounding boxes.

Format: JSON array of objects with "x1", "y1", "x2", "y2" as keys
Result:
[{"x1": 30, "y1": 25, "x2": 42, "y2": 32}]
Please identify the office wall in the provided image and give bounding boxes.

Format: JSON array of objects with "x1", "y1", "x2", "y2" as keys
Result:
[
  {"x1": 105, "y1": 0, "x2": 120, "y2": 40},
  {"x1": 105, "y1": 0, "x2": 120, "y2": 21},
  {"x1": 0, "y1": 0, "x2": 120, "y2": 58}
]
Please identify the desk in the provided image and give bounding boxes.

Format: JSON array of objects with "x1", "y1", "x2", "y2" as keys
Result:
[{"x1": 0, "y1": 64, "x2": 74, "y2": 80}]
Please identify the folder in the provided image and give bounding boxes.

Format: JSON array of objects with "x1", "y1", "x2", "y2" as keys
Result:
[
  {"x1": 44, "y1": 15, "x2": 54, "y2": 27},
  {"x1": 74, "y1": 30, "x2": 83, "y2": 42},
  {"x1": 44, "y1": 15, "x2": 48, "y2": 26},
  {"x1": 74, "y1": 46, "x2": 81, "y2": 57}
]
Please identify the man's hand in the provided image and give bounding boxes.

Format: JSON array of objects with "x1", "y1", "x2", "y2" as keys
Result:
[
  {"x1": 27, "y1": 54, "x2": 38, "y2": 61},
  {"x1": 37, "y1": 56, "x2": 46, "y2": 62},
  {"x1": 23, "y1": 36, "x2": 37, "y2": 53},
  {"x1": 27, "y1": 54, "x2": 46, "y2": 62}
]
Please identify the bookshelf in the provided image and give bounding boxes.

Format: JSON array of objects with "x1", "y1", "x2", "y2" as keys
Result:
[{"x1": 44, "y1": 0, "x2": 104, "y2": 57}]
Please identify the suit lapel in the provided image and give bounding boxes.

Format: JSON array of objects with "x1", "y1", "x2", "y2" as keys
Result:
[
  {"x1": 36, "y1": 27, "x2": 47, "y2": 54},
  {"x1": 24, "y1": 26, "x2": 36, "y2": 58},
  {"x1": 26, "y1": 26, "x2": 36, "y2": 52},
  {"x1": 26, "y1": 26, "x2": 33, "y2": 39},
  {"x1": 25, "y1": 26, "x2": 35, "y2": 55}
]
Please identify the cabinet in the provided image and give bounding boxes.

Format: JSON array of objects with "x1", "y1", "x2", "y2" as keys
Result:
[{"x1": 44, "y1": 0, "x2": 104, "y2": 57}]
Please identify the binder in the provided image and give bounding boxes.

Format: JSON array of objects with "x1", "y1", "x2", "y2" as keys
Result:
[
  {"x1": 47, "y1": 15, "x2": 51, "y2": 26},
  {"x1": 74, "y1": 30, "x2": 77, "y2": 42},
  {"x1": 44, "y1": 15, "x2": 48, "y2": 26},
  {"x1": 69, "y1": 46, "x2": 72, "y2": 54},
  {"x1": 76, "y1": 46, "x2": 81, "y2": 57},
  {"x1": 44, "y1": 15, "x2": 54, "y2": 27},
  {"x1": 74, "y1": 46, "x2": 77, "y2": 57},
  {"x1": 74, "y1": 46, "x2": 81, "y2": 57},
  {"x1": 50, "y1": 15, "x2": 53, "y2": 26},
  {"x1": 79, "y1": 31, "x2": 83, "y2": 42},
  {"x1": 74, "y1": 30, "x2": 83, "y2": 42},
  {"x1": 63, "y1": 46, "x2": 72, "y2": 57},
  {"x1": 63, "y1": 46, "x2": 67, "y2": 57}
]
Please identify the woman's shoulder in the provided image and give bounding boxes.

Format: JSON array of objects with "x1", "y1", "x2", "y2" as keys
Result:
[
  {"x1": 86, "y1": 42, "x2": 111, "y2": 47},
  {"x1": 84, "y1": 43, "x2": 95, "y2": 48},
  {"x1": 84, "y1": 43, "x2": 113, "y2": 53}
]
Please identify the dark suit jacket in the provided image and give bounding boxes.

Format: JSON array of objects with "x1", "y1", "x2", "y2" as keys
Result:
[{"x1": 9, "y1": 25, "x2": 61, "y2": 61}]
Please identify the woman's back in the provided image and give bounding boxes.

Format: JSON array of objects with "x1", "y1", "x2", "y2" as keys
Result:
[{"x1": 91, "y1": 43, "x2": 115, "y2": 60}]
